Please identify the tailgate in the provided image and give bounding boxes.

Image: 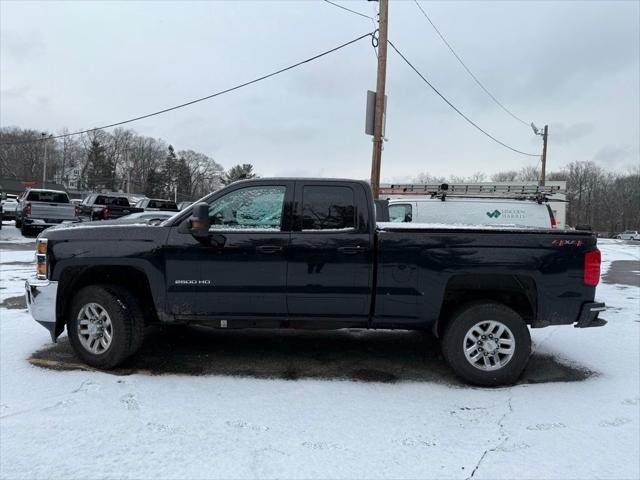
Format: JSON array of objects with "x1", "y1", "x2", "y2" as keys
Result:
[{"x1": 29, "y1": 203, "x2": 76, "y2": 221}]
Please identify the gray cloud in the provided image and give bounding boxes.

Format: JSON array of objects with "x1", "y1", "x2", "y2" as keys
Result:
[
  {"x1": 593, "y1": 144, "x2": 640, "y2": 168},
  {"x1": 1, "y1": 0, "x2": 638, "y2": 180}
]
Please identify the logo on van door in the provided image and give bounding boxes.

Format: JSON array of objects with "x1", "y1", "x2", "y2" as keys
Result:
[{"x1": 486, "y1": 210, "x2": 502, "y2": 218}]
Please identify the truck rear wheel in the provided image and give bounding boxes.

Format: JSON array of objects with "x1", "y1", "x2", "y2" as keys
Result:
[
  {"x1": 20, "y1": 223, "x2": 32, "y2": 237},
  {"x1": 441, "y1": 302, "x2": 531, "y2": 386},
  {"x1": 67, "y1": 285, "x2": 145, "y2": 369}
]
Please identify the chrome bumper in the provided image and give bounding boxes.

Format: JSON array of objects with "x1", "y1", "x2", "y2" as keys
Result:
[{"x1": 25, "y1": 277, "x2": 59, "y2": 341}]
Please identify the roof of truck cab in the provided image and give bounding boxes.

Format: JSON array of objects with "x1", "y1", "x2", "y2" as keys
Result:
[{"x1": 231, "y1": 178, "x2": 370, "y2": 185}]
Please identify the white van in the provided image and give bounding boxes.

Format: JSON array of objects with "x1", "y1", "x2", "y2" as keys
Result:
[{"x1": 387, "y1": 197, "x2": 557, "y2": 229}]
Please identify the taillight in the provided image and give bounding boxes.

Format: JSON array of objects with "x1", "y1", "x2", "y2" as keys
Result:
[
  {"x1": 24, "y1": 202, "x2": 32, "y2": 215},
  {"x1": 584, "y1": 249, "x2": 601, "y2": 286},
  {"x1": 74, "y1": 205, "x2": 81, "y2": 217},
  {"x1": 102, "y1": 207, "x2": 109, "y2": 219},
  {"x1": 547, "y1": 205, "x2": 557, "y2": 229}
]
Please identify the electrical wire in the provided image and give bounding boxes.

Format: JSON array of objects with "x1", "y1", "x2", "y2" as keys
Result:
[
  {"x1": 413, "y1": 0, "x2": 530, "y2": 127},
  {"x1": 388, "y1": 39, "x2": 538, "y2": 157},
  {"x1": 322, "y1": 0, "x2": 374, "y2": 21},
  {"x1": 0, "y1": 32, "x2": 373, "y2": 146}
]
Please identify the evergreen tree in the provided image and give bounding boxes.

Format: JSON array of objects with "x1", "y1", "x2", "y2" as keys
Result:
[
  {"x1": 145, "y1": 169, "x2": 165, "y2": 198},
  {"x1": 175, "y1": 157, "x2": 192, "y2": 201},
  {"x1": 221, "y1": 164, "x2": 257, "y2": 185},
  {"x1": 86, "y1": 140, "x2": 110, "y2": 190},
  {"x1": 160, "y1": 145, "x2": 178, "y2": 198}
]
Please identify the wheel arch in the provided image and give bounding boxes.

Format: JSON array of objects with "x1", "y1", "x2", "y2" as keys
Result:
[
  {"x1": 434, "y1": 273, "x2": 537, "y2": 337},
  {"x1": 54, "y1": 264, "x2": 161, "y2": 338}
]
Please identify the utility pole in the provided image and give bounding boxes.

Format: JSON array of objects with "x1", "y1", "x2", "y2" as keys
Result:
[
  {"x1": 369, "y1": 0, "x2": 389, "y2": 199},
  {"x1": 540, "y1": 124, "x2": 548, "y2": 186},
  {"x1": 41, "y1": 133, "x2": 48, "y2": 187}
]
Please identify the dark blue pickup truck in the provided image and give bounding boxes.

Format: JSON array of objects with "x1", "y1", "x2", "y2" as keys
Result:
[{"x1": 25, "y1": 178, "x2": 605, "y2": 386}]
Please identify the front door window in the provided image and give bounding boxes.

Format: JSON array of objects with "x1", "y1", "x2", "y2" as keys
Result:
[{"x1": 208, "y1": 186, "x2": 286, "y2": 230}]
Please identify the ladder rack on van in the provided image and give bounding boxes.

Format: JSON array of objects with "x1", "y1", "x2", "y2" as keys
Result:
[{"x1": 379, "y1": 183, "x2": 565, "y2": 204}]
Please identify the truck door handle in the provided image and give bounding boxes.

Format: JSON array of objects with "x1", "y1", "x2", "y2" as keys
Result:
[
  {"x1": 338, "y1": 245, "x2": 366, "y2": 255},
  {"x1": 256, "y1": 245, "x2": 283, "y2": 254}
]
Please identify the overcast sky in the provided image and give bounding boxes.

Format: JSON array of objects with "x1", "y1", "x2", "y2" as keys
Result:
[{"x1": 1, "y1": 0, "x2": 638, "y2": 181}]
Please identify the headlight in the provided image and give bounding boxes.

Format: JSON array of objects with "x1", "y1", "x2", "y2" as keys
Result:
[{"x1": 36, "y1": 238, "x2": 48, "y2": 279}]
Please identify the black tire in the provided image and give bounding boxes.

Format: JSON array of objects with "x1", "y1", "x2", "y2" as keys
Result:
[
  {"x1": 441, "y1": 302, "x2": 531, "y2": 387},
  {"x1": 20, "y1": 222, "x2": 31, "y2": 237},
  {"x1": 67, "y1": 284, "x2": 145, "y2": 369},
  {"x1": 15, "y1": 217, "x2": 22, "y2": 229}
]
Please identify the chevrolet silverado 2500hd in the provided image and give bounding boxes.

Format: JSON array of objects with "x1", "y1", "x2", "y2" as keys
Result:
[{"x1": 25, "y1": 178, "x2": 605, "y2": 386}]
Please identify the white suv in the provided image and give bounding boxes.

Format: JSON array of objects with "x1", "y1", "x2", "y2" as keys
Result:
[{"x1": 615, "y1": 230, "x2": 640, "y2": 240}]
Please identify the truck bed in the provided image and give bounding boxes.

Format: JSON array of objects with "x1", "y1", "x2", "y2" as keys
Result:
[{"x1": 374, "y1": 225, "x2": 597, "y2": 330}]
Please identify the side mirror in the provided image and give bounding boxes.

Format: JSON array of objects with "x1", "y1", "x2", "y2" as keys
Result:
[{"x1": 189, "y1": 202, "x2": 210, "y2": 238}]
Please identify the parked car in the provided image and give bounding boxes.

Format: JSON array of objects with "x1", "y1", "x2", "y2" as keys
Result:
[
  {"x1": 77, "y1": 194, "x2": 144, "y2": 221},
  {"x1": 25, "y1": 178, "x2": 605, "y2": 386},
  {"x1": 1, "y1": 193, "x2": 19, "y2": 221},
  {"x1": 15, "y1": 189, "x2": 79, "y2": 236},
  {"x1": 178, "y1": 201, "x2": 193, "y2": 211},
  {"x1": 388, "y1": 197, "x2": 557, "y2": 229},
  {"x1": 134, "y1": 198, "x2": 179, "y2": 212},
  {"x1": 615, "y1": 230, "x2": 640, "y2": 241}
]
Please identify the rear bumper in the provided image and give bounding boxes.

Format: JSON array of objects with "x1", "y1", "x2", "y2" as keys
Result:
[
  {"x1": 575, "y1": 302, "x2": 607, "y2": 328},
  {"x1": 25, "y1": 277, "x2": 59, "y2": 341},
  {"x1": 25, "y1": 218, "x2": 78, "y2": 227}
]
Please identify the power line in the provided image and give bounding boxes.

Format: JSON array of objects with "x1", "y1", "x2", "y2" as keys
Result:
[
  {"x1": 413, "y1": 0, "x2": 530, "y2": 127},
  {"x1": 388, "y1": 39, "x2": 538, "y2": 157},
  {"x1": 0, "y1": 32, "x2": 373, "y2": 146},
  {"x1": 322, "y1": 0, "x2": 374, "y2": 21}
]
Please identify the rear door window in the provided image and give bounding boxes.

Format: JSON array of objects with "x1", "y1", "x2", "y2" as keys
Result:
[
  {"x1": 389, "y1": 204, "x2": 412, "y2": 223},
  {"x1": 301, "y1": 186, "x2": 355, "y2": 231}
]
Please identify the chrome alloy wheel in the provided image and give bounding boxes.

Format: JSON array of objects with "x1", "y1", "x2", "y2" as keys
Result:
[
  {"x1": 463, "y1": 320, "x2": 515, "y2": 371},
  {"x1": 77, "y1": 302, "x2": 113, "y2": 355}
]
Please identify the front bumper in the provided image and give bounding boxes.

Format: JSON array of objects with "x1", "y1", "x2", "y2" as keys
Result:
[
  {"x1": 25, "y1": 277, "x2": 59, "y2": 341},
  {"x1": 575, "y1": 302, "x2": 607, "y2": 328}
]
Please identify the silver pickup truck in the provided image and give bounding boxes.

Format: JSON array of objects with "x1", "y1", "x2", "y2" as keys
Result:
[{"x1": 15, "y1": 189, "x2": 78, "y2": 236}]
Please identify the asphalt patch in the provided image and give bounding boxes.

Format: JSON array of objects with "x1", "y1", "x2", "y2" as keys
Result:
[
  {"x1": 29, "y1": 326, "x2": 595, "y2": 385},
  {"x1": 0, "y1": 295, "x2": 26, "y2": 309},
  {"x1": 0, "y1": 243, "x2": 35, "y2": 251},
  {"x1": 603, "y1": 260, "x2": 640, "y2": 287}
]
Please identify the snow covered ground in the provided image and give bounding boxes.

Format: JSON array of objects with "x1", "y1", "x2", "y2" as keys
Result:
[{"x1": 0, "y1": 228, "x2": 638, "y2": 479}]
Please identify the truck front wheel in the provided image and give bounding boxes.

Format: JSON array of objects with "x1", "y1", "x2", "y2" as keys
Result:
[
  {"x1": 441, "y1": 302, "x2": 531, "y2": 386},
  {"x1": 67, "y1": 285, "x2": 145, "y2": 369}
]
